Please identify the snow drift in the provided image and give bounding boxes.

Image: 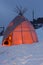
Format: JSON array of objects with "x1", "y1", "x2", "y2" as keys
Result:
[{"x1": 0, "y1": 28, "x2": 43, "y2": 65}]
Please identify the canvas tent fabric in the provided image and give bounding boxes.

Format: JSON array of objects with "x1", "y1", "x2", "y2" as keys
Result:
[{"x1": 2, "y1": 16, "x2": 38, "y2": 46}]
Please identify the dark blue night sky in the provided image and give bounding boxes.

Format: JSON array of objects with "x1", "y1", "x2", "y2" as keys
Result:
[{"x1": 0, "y1": 0, "x2": 43, "y2": 28}]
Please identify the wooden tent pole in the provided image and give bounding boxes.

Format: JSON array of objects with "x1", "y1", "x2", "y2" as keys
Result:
[{"x1": 21, "y1": 23, "x2": 23, "y2": 44}]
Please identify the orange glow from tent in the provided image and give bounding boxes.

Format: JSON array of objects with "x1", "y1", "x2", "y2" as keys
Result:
[
  {"x1": 9, "y1": 36, "x2": 12, "y2": 40},
  {"x1": 2, "y1": 16, "x2": 38, "y2": 46}
]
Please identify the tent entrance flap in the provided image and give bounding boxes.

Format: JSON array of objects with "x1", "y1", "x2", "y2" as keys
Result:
[{"x1": 2, "y1": 33, "x2": 12, "y2": 46}]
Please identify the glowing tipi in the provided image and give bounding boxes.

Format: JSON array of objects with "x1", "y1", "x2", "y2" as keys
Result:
[{"x1": 2, "y1": 7, "x2": 38, "y2": 46}]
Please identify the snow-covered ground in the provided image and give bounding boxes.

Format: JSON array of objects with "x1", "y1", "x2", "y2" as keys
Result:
[{"x1": 0, "y1": 28, "x2": 43, "y2": 65}]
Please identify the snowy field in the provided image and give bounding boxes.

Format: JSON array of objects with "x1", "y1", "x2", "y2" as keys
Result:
[{"x1": 0, "y1": 28, "x2": 43, "y2": 65}]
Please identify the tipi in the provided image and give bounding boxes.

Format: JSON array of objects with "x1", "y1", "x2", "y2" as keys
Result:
[{"x1": 2, "y1": 7, "x2": 38, "y2": 46}]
